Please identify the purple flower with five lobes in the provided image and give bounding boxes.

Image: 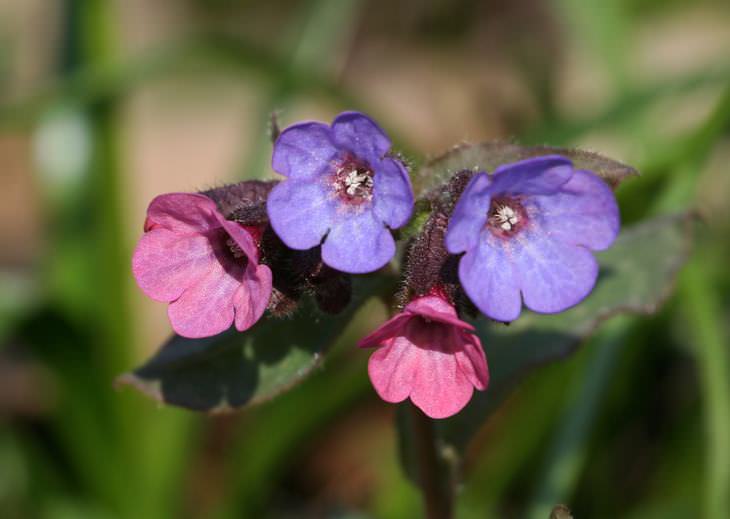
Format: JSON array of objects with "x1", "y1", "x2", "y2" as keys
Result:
[
  {"x1": 445, "y1": 156, "x2": 620, "y2": 322},
  {"x1": 266, "y1": 111, "x2": 414, "y2": 274}
]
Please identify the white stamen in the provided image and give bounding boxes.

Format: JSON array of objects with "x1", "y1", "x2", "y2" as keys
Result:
[
  {"x1": 494, "y1": 204, "x2": 520, "y2": 230},
  {"x1": 342, "y1": 169, "x2": 373, "y2": 198}
]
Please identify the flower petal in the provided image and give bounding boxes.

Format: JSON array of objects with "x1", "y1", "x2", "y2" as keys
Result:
[
  {"x1": 529, "y1": 169, "x2": 619, "y2": 251},
  {"x1": 322, "y1": 210, "x2": 395, "y2": 273},
  {"x1": 145, "y1": 193, "x2": 220, "y2": 233},
  {"x1": 404, "y1": 321, "x2": 476, "y2": 419},
  {"x1": 368, "y1": 337, "x2": 415, "y2": 405},
  {"x1": 515, "y1": 227, "x2": 599, "y2": 314},
  {"x1": 405, "y1": 296, "x2": 475, "y2": 331},
  {"x1": 490, "y1": 155, "x2": 573, "y2": 196},
  {"x1": 358, "y1": 313, "x2": 411, "y2": 349},
  {"x1": 445, "y1": 173, "x2": 491, "y2": 254},
  {"x1": 267, "y1": 179, "x2": 335, "y2": 250},
  {"x1": 132, "y1": 228, "x2": 215, "y2": 302},
  {"x1": 272, "y1": 122, "x2": 339, "y2": 180},
  {"x1": 234, "y1": 263, "x2": 272, "y2": 332},
  {"x1": 167, "y1": 258, "x2": 242, "y2": 338},
  {"x1": 454, "y1": 331, "x2": 489, "y2": 391},
  {"x1": 331, "y1": 111, "x2": 391, "y2": 164},
  {"x1": 373, "y1": 157, "x2": 414, "y2": 229},
  {"x1": 215, "y1": 213, "x2": 259, "y2": 263},
  {"x1": 458, "y1": 233, "x2": 523, "y2": 322}
]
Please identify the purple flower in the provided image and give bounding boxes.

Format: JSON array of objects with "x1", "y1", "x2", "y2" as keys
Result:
[
  {"x1": 267, "y1": 111, "x2": 414, "y2": 274},
  {"x1": 445, "y1": 156, "x2": 620, "y2": 322}
]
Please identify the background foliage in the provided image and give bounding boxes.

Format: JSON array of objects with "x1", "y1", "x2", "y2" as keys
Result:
[{"x1": 1, "y1": 0, "x2": 729, "y2": 518}]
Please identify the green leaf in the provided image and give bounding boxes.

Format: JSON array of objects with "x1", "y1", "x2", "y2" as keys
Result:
[
  {"x1": 117, "y1": 277, "x2": 391, "y2": 413},
  {"x1": 414, "y1": 142, "x2": 638, "y2": 197},
  {"x1": 436, "y1": 213, "x2": 693, "y2": 451}
]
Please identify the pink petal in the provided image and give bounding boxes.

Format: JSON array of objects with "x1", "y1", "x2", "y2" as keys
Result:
[
  {"x1": 358, "y1": 313, "x2": 410, "y2": 349},
  {"x1": 167, "y1": 258, "x2": 243, "y2": 338},
  {"x1": 215, "y1": 212, "x2": 260, "y2": 264},
  {"x1": 454, "y1": 330, "x2": 489, "y2": 391},
  {"x1": 408, "y1": 346, "x2": 474, "y2": 419},
  {"x1": 145, "y1": 193, "x2": 221, "y2": 233},
  {"x1": 234, "y1": 263, "x2": 273, "y2": 332},
  {"x1": 368, "y1": 336, "x2": 419, "y2": 404},
  {"x1": 405, "y1": 296, "x2": 475, "y2": 331},
  {"x1": 367, "y1": 317, "x2": 483, "y2": 419},
  {"x1": 132, "y1": 228, "x2": 215, "y2": 302}
]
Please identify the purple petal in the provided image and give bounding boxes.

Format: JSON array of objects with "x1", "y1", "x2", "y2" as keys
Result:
[
  {"x1": 331, "y1": 111, "x2": 391, "y2": 164},
  {"x1": 458, "y1": 233, "x2": 523, "y2": 322},
  {"x1": 267, "y1": 179, "x2": 335, "y2": 250},
  {"x1": 145, "y1": 193, "x2": 220, "y2": 233},
  {"x1": 515, "y1": 228, "x2": 599, "y2": 314},
  {"x1": 272, "y1": 122, "x2": 338, "y2": 180},
  {"x1": 132, "y1": 228, "x2": 215, "y2": 302},
  {"x1": 490, "y1": 155, "x2": 573, "y2": 196},
  {"x1": 167, "y1": 258, "x2": 242, "y2": 338},
  {"x1": 373, "y1": 157, "x2": 414, "y2": 229},
  {"x1": 321, "y1": 210, "x2": 395, "y2": 273},
  {"x1": 445, "y1": 173, "x2": 491, "y2": 254},
  {"x1": 528, "y1": 169, "x2": 619, "y2": 251}
]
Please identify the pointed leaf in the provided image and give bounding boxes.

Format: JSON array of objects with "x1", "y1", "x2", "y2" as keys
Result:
[{"x1": 415, "y1": 142, "x2": 638, "y2": 197}]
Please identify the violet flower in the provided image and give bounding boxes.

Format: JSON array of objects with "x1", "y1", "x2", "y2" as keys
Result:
[
  {"x1": 267, "y1": 111, "x2": 414, "y2": 274},
  {"x1": 359, "y1": 294, "x2": 489, "y2": 419},
  {"x1": 132, "y1": 193, "x2": 272, "y2": 338},
  {"x1": 445, "y1": 156, "x2": 619, "y2": 322}
]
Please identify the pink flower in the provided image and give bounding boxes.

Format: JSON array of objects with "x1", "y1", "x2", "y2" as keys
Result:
[
  {"x1": 358, "y1": 295, "x2": 489, "y2": 419},
  {"x1": 132, "y1": 193, "x2": 273, "y2": 338}
]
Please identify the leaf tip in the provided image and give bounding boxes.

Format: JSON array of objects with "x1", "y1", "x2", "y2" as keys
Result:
[{"x1": 114, "y1": 372, "x2": 164, "y2": 404}]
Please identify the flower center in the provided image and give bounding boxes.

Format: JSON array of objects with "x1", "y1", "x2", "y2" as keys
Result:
[
  {"x1": 486, "y1": 196, "x2": 527, "y2": 237},
  {"x1": 332, "y1": 157, "x2": 374, "y2": 205},
  {"x1": 226, "y1": 238, "x2": 247, "y2": 259}
]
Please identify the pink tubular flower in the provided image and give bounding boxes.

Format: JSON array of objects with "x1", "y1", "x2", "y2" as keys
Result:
[
  {"x1": 358, "y1": 295, "x2": 489, "y2": 419},
  {"x1": 132, "y1": 193, "x2": 273, "y2": 338}
]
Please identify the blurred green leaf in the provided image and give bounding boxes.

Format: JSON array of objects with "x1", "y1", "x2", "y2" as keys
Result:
[
  {"x1": 414, "y1": 142, "x2": 638, "y2": 197},
  {"x1": 437, "y1": 212, "x2": 693, "y2": 452},
  {"x1": 119, "y1": 277, "x2": 391, "y2": 412}
]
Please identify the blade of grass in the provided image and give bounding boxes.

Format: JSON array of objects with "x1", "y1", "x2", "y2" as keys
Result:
[
  {"x1": 526, "y1": 317, "x2": 632, "y2": 519},
  {"x1": 679, "y1": 256, "x2": 730, "y2": 519}
]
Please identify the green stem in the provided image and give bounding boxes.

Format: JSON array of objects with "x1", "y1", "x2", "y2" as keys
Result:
[{"x1": 409, "y1": 403, "x2": 453, "y2": 519}]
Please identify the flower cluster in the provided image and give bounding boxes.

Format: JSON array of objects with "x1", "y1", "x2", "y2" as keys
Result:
[{"x1": 132, "y1": 111, "x2": 619, "y2": 419}]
